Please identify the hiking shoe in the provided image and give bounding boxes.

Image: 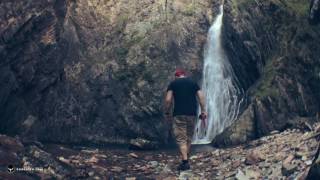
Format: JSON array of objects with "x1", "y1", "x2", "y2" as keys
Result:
[{"x1": 177, "y1": 162, "x2": 190, "y2": 171}]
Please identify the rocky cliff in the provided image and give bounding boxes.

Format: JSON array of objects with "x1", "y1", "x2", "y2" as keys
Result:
[
  {"x1": 0, "y1": 0, "x2": 217, "y2": 145},
  {"x1": 1, "y1": 0, "x2": 319, "y2": 146},
  {"x1": 214, "y1": 0, "x2": 320, "y2": 146}
]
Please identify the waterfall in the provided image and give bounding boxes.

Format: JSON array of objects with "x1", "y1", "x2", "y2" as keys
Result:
[{"x1": 192, "y1": 5, "x2": 244, "y2": 144}]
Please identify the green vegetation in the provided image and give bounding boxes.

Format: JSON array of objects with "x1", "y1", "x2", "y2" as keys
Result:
[
  {"x1": 231, "y1": 0, "x2": 309, "y2": 17},
  {"x1": 115, "y1": 14, "x2": 129, "y2": 32},
  {"x1": 230, "y1": 0, "x2": 254, "y2": 17},
  {"x1": 235, "y1": 0, "x2": 255, "y2": 7},
  {"x1": 254, "y1": 81, "x2": 279, "y2": 99},
  {"x1": 284, "y1": 0, "x2": 309, "y2": 17},
  {"x1": 127, "y1": 35, "x2": 145, "y2": 47},
  {"x1": 182, "y1": 3, "x2": 195, "y2": 16},
  {"x1": 125, "y1": 22, "x2": 153, "y2": 46}
]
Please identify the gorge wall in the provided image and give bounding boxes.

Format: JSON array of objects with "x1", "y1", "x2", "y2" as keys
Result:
[
  {"x1": 0, "y1": 0, "x2": 217, "y2": 145},
  {"x1": 213, "y1": 0, "x2": 320, "y2": 146},
  {"x1": 0, "y1": 0, "x2": 319, "y2": 146}
]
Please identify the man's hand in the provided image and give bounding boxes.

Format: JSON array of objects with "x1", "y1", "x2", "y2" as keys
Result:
[
  {"x1": 199, "y1": 112, "x2": 208, "y2": 120},
  {"x1": 196, "y1": 90, "x2": 206, "y2": 115}
]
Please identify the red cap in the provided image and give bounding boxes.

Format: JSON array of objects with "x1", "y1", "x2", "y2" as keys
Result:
[{"x1": 175, "y1": 69, "x2": 186, "y2": 77}]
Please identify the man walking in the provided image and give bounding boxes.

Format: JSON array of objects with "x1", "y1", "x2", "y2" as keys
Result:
[{"x1": 164, "y1": 69, "x2": 207, "y2": 171}]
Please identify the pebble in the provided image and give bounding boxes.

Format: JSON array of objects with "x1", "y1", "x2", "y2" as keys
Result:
[
  {"x1": 148, "y1": 161, "x2": 158, "y2": 167},
  {"x1": 129, "y1": 152, "x2": 139, "y2": 158},
  {"x1": 305, "y1": 160, "x2": 313, "y2": 166}
]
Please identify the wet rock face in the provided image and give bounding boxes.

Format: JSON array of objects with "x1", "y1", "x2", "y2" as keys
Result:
[
  {"x1": 216, "y1": 0, "x2": 320, "y2": 146},
  {"x1": 0, "y1": 0, "x2": 213, "y2": 144},
  {"x1": 309, "y1": 0, "x2": 320, "y2": 24},
  {"x1": 0, "y1": 0, "x2": 68, "y2": 137}
]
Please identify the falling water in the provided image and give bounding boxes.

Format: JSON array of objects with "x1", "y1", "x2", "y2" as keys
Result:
[{"x1": 192, "y1": 5, "x2": 243, "y2": 144}]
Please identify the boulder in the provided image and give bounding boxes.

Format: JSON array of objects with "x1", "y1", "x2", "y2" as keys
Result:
[
  {"x1": 212, "y1": 105, "x2": 256, "y2": 147},
  {"x1": 0, "y1": 134, "x2": 24, "y2": 153},
  {"x1": 244, "y1": 151, "x2": 265, "y2": 165},
  {"x1": 0, "y1": 134, "x2": 23, "y2": 166},
  {"x1": 129, "y1": 138, "x2": 159, "y2": 150},
  {"x1": 0, "y1": 148, "x2": 20, "y2": 166}
]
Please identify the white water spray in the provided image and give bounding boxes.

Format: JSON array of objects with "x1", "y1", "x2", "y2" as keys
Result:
[{"x1": 192, "y1": 5, "x2": 243, "y2": 144}]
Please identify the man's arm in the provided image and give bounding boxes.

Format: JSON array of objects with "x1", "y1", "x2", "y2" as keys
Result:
[
  {"x1": 196, "y1": 90, "x2": 206, "y2": 114},
  {"x1": 164, "y1": 90, "x2": 173, "y2": 114}
]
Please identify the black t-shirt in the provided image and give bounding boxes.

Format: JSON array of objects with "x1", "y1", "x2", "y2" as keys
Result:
[{"x1": 167, "y1": 77, "x2": 200, "y2": 116}]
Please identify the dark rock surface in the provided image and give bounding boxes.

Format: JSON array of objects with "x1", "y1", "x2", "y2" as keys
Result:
[
  {"x1": 215, "y1": 0, "x2": 320, "y2": 146},
  {"x1": 0, "y1": 0, "x2": 217, "y2": 145},
  {"x1": 0, "y1": 0, "x2": 319, "y2": 147},
  {"x1": 309, "y1": 0, "x2": 320, "y2": 24}
]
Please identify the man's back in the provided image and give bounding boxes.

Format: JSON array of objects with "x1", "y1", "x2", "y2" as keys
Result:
[
  {"x1": 164, "y1": 69, "x2": 207, "y2": 171},
  {"x1": 167, "y1": 77, "x2": 200, "y2": 116}
]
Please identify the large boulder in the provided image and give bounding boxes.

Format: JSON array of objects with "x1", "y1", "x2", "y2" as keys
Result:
[{"x1": 212, "y1": 105, "x2": 255, "y2": 147}]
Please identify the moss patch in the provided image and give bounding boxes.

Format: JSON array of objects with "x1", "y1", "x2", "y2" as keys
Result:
[
  {"x1": 283, "y1": 0, "x2": 309, "y2": 17},
  {"x1": 182, "y1": 3, "x2": 196, "y2": 16},
  {"x1": 115, "y1": 14, "x2": 129, "y2": 32}
]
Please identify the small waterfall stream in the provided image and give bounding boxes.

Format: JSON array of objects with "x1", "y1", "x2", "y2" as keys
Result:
[{"x1": 192, "y1": 5, "x2": 243, "y2": 144}]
